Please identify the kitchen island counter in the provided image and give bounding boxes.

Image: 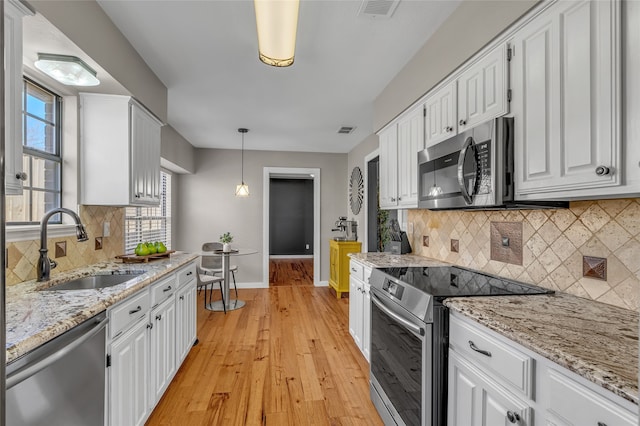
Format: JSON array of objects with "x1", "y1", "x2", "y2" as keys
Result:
[{"x1": 5, "y1": 252, "x2": 198, "y2": 363}]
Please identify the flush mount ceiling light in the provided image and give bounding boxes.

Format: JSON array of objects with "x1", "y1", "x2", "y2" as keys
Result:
[
  {"x1": 235, "y1": 128, "x2": 250, "y2": 197},
  {"x1": 34, "y1": 53, "x2": 100, "y2": 86},
  {"x1": 254, "y1": 0, "x2": 300, "y2": 67}
]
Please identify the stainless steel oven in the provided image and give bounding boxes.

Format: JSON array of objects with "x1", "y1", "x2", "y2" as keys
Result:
[{"x1": 369, "y1": 266, "x2": 554, "y2": 426}]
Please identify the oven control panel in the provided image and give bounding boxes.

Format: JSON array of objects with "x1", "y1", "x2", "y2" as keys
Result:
[{"x1": 382, "y1": 278, "x2": 404, "y2": 299}]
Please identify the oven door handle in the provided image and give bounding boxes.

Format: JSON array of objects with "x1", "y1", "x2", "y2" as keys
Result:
[
  {"x1": 457, "y1": 136, "x2": 477, "y2": 205},
  {"x1": 371, "y1": 293, "x2": 425, "y2": 337}
]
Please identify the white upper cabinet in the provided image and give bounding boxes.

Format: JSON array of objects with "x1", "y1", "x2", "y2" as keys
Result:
[
  {"x1": 397, "y1": 106, "x2": 424, "y2": 207},
  {"x1": 80, "y1": 93, "x2": 163, "y2": 206},
  {"x1": 511, "y1": 0, "x2": 621, "y2": 199},
  {"x1": 378, "y1": 124, "x2": 398, "y2": 209},
  {"x1": 457, "y1": 43, "x2": 509, "y2": 132},
  {"x1": 4, "y1": 0, "x2": 33, "y2": 195},
  {"x1": 424, "y1": 82, "x2": 456, "y2": 148}
]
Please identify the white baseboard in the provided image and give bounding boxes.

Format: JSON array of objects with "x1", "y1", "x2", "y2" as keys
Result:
[
  {"x1": 236, "y1": 281, "x2": 269, "y2": 289},
  {"x1": 269, "y1": 255, "x2": 314, "y2": 259},
  {"x1": 316, "y1": 280, "x2": 329, "y2": 287}
]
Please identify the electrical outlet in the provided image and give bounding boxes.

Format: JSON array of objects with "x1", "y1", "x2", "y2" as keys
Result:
[
  {"x1": 103, "y1": 221, "x2": 110, "y2": 237},
  {"x1": 306, "y1": 244, "x2": 310, "y2": 250}
]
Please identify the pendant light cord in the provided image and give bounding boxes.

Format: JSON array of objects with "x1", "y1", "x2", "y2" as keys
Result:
[{"x1": 241, "y1": 132, "x2": 244, "y2": 184}]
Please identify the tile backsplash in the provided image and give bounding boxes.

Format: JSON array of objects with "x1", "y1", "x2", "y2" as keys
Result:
[
  {"x1": 5, "y1": 206, "x2": 124, "y2": 285},
  {"x1": 408, "y1": 199, "x2": 640, "y2": 311}
]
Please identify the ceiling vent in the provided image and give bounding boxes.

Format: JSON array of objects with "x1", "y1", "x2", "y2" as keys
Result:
[
  {"x1": 357, "y1": 0, "x2": 400, "y2": 19},
  {"x1": 338, "y1": 126, "x2": 356, "y2": 134}
]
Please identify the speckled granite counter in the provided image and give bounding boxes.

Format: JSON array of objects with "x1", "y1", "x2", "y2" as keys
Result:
[
  {"x1": 5, "y1": 252, "x2": 198, "y2": 364},
  {"x1": 349, "y1": 252, "x2": 450, "y2": 269},
  {"x1": 445, "y1": 294, "x2": 639, "y2": 405}
]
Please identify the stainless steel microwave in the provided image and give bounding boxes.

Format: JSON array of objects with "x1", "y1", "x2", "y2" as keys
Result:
[{"x1": 418, "y1": 117, "x2": 568, "y2": 210}]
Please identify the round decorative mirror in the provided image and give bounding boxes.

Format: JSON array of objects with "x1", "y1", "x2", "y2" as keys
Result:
[{"x1": 349, "y1": 166, "x2": 364, "y2": 215}]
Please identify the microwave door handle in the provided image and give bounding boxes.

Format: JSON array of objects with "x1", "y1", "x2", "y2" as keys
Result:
[{"x1": 457, "y1": 136, "x2": 476, "y2": 204}]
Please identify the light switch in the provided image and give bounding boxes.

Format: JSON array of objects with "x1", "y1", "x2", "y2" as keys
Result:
[{"x1": 103, "y1": 221, "x2": 110, "y2": 237}]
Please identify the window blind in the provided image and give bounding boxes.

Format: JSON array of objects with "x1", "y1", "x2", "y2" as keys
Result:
[{"x1": 124, "y1": 171, "x2": 172, "y2": 253}]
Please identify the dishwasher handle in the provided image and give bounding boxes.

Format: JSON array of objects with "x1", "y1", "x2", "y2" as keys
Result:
[{"x1": 6, "y1": 316, "x2": 108, "y2": 389}]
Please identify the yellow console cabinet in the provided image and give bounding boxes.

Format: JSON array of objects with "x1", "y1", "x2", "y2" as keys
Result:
[{"x1": 329, "y1": 240, "x2": 362, "y2": 298}]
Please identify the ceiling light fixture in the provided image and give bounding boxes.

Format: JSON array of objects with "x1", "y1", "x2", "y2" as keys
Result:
[
  {"x1": 34, "y1": 53, "x2": 100, "y2": 86},
  {"x1": 254, "y1": 0, "x2": 300, "y2": 67},
  {"x1": 235, "y1": 128, "x2": 250, "y2": 197}
]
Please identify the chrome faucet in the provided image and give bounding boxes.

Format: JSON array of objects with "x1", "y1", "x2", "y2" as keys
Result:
[{"x1": 38, "y1": 208, "x2": 89, "y2": 282}]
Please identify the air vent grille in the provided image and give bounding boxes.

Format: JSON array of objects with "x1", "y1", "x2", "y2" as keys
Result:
[
  {"x1": 338, "y1": 126, "x2": 356, "y2": 134},
  {"x1": 357, "y1": 0, "x2": 400, "y2": 19}
]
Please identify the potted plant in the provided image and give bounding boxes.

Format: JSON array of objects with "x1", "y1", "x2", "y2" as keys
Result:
[{"x1": 219, "y1": 232, "x2": 233, "y2": 252}]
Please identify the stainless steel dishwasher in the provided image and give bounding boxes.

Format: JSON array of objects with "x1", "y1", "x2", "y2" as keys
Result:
[{"x1": 6, "y1": 312, "x2": 108, "y2": 426}]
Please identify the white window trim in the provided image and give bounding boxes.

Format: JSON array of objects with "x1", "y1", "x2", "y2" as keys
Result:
[{"x1": 6, "y1": 223, "x2": 77, "y2": 242}]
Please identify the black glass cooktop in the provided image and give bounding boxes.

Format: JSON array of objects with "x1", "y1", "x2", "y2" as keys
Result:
[{"x1": 376, "y1": 266, "x2": 553, "y2": 301}]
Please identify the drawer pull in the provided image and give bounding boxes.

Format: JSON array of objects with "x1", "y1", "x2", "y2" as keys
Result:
[
  {"x1": 506, "y1": 411, "x2": 520, "y2": 423},
  {"x1": 156, "y1": 314, "x2": 162, "y2": 321},
  {"x1": 597, "y1": 423, "x2": 607, "y2": 426},
  {"x1": 179, "y1": 295, "x2": 185, "y2": 301},
  {"x1": 163, "y1": 286, "x2": 172, "y2": 292},
  {"x1": 186, "y1": 271, "x2": 193, "y2": 276},
  {"x1": 351, "y1": 268, "x2": 357, "y2": 272},
  {"x1": 147, "y1": 323, "x2": 153, "y2": 329},
  {"x1": 469, "y1": 340, "x2": 491, "y2": 357},
  {"x1": 128, "y1": 306, "x2": 142, "y2": 315}
]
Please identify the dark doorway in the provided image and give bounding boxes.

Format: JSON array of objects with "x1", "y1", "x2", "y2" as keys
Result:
[{"x1": 269, "y1": 178, "x2": 314, "y2": 256}]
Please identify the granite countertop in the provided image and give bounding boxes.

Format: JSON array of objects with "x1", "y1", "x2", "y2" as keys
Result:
[
  {"x1": 349, "y1": 252, "x2": 450, "y2": 269},
  {"x1": 5, "y1": 252, "x2": 198, "y2": 364},
  {"x1": 445, "y1": 294, "x2": 639, "y2": 405}
]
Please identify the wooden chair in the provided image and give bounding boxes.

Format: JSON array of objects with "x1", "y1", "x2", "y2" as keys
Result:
[{"x1": 201, "y1": 242, "x2": 239, "y2": 300}]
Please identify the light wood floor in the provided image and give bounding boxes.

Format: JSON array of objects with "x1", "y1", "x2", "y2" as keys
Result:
[
  {"x1": 269, "y1": 258, "x2": 314, "y2": 287},
  {"x1": 146, "y1": 281, "x2": 382, "y2": 425}
]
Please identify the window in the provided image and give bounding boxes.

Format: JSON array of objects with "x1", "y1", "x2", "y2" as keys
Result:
[
  {"x1": 124, "y1": 171, "x2": 172, "y2": 253},
  {"x1": 6, "y1": 78, "x2": 62, "y2": 224}
]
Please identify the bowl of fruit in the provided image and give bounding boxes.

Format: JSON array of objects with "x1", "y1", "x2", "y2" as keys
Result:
[{"x1": 134, "y1": 241, "x2": 168, "y2": 256}]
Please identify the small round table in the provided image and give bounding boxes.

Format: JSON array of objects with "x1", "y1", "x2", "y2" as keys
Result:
[{"x1": 202, "y1": 248, "x2": 256, "y2": 312}]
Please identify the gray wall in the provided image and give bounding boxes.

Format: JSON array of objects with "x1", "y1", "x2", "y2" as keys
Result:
[
  {"x1": 175, "y1": 149, "x2": 347, "y2": 283},
  {"x1": 31, "y1": 0, "x2": 168, "y2": 122},
  {"x1": 346, "y1": 133, "x2": 379, "y2": 247},
  {"x1": 161, "y1": 125, "x2": 196, "y2": 174},
  {"x1": 374, "y1": 0, "x2": 538, "y2": 132}
]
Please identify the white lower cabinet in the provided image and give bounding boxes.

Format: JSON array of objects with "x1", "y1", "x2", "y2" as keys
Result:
[
  {"x1": 448, "y1": 312, "x2": 638, "y2": 426},
  {"x1": 109, "y1": 316, "x2": 150, "y2": 426},
  {"x1": 107, "y1": 261, "x2": 197, "y2": 426},
  {"x1": 149, "y1": 297, "x2": 176, "y2": 407},
  {"x1": 348, "y1": 259, "x2": 372, "y2": 361}
]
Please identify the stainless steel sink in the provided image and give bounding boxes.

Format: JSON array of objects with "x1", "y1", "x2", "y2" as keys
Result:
[{"x1": 42, "y1": 272, "x2": 145, "y2": 291}]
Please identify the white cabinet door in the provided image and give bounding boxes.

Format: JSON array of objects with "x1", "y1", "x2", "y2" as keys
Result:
[
  {"x1": 457, "y1": 44, "x2": 508, "y2": 131},
  {"x1": 362, "y1": 281, "x2": 371, "y2": 362},
  {"x1": 425, "y1": 82, "x2": 457, "y2": 148},
  {"x1": 109, "y1": 317, "x2": 149, "y2": 426},
  {"x1": 130, "y1": 102, "x2": 161, "y2": 205},
  {"x1": 378, "y1": 125, "x2": 398, "y2": 209},
  {"x1": 512, "y1": 0, "x2": 621, "y2": 198},
  {"x1": 348, "y1": 276, "x2": 363, "y2": 349},
  {"x1": 4, "y1": 1, "x2": 32, "y2": 194},
  {"x1": 397, "y1": 106, "x2": 424, "y2": 208},
  {"x1": 176, "y1": 280, "x2": 197, "y2": 364},
  {"x1": 448, "y1": 351, "x2": 531, "y2": 426},
  {"x1": 149, "y1": 297, "x2": 176, "y2": 408}
]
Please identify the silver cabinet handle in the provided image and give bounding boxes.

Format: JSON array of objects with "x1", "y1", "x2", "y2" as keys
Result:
[
  {"x1": 163, "y1": 286, "x2": 172, "y2": 292},
  {"x1": 179, "y1": 295, "x2": 185, "y2": 301},
  {"x1": 468, "y1": 340, "x2": 491, "y2": 357},
  {"x1": 156, "y1": 314, "x2": 162, "y2": 321},
  {"x1": 15, "y1": 172, "x2": 27, "y2": 181},
  {"x1": 129, "y1": 306, "x2": 142, "y2": 315},
  {"x1": 595, "y1": 166, "x2": 611, "y2": 176},
  {"x1": 390, "y1": 197, "x2": 396, "y2": 202},
  {"x1": 506, "y1": 411, "x2": 520, "y2": 423},
  {"x1": 444, "y1": 126, "x2": 453, "y2": 132},
  {"x1": 459, "y1": 119, "x2": 466, "y2": 126},
  {"x1": 147, "y1": 323, "x2": 153, "y2": 329},
  {"x1": 351, "y1": 268, "x2": 357, "y2": 273}
]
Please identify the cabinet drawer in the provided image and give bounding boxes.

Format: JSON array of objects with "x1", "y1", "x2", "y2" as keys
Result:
[
  {"x1": 177, "y1": 263, "x2": 196, "y2": 288},
  {"x1": 547, "y1": 368, "x2": 636, "y2": 426},
  {"x1": 151, "y1": 275, "x2": 176, "y2": 307},
  {"x1": 449, "y1": 314, "x2": 533, "y2": 398},
  {"x1": 110, "y1": 290, "x2": 150, "y2": 339},
  {"x1": 349, "y1": 260, "x2": 364, "y2": 281}
]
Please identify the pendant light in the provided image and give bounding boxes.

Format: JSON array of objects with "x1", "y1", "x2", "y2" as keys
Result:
[
  {"x1": 235, "y1": 128, "x2": 250, "y2": 197},
  {"x1": 254, "y1": 0, "x2": 300, "y2": 67}
]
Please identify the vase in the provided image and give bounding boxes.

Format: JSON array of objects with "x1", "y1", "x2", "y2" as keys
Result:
[{"x1": 222, "y1": 243, "x2": 231, "y2": 252}]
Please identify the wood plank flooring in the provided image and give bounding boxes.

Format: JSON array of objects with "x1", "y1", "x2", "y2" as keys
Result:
[
  {"x1": 269, "y1": 259, "x2": 314, "y2": 286},
  {"x1": 146, "y1": 282, "x2": 382, "y2": 425}
]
